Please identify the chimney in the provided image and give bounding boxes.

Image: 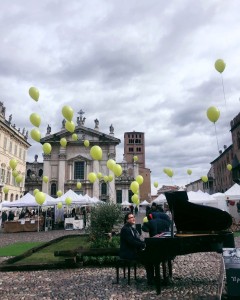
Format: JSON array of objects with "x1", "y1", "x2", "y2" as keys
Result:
[{"x1": 224, "y1": 145, "x2": 227, "y2": 150}]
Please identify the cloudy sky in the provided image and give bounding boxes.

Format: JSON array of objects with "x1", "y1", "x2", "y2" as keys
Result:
[{"x1": 1, "y1": 0, "x2": 240, "y2": 193}]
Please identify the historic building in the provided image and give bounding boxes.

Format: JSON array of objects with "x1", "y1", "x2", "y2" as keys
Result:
[
  {"x1": 124, "y1": 131, "x2": 151, "y2": 201},
  {"x1": 28, "y1": 111, "x2": 149, "y2": 204},
  {"x1": 0, "y1": 102, "x2": 31, "y2": 201}
]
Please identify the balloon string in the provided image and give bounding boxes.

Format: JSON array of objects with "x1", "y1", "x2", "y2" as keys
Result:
[
  {"x1": 221, "y1": 74, "x2": 227, "y2": 108},
  {"x1": 214, "y1": 123, "x2": 220, "y2": 153}
]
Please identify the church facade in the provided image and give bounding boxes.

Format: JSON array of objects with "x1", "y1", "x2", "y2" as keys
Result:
[{"x1": 36, "y1": 111, "x2": 144, "y2": 203}]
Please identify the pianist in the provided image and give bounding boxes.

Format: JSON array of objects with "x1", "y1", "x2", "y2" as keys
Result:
[{"x1": 119, "y1": 212, "x2": 155, "y2": 285}]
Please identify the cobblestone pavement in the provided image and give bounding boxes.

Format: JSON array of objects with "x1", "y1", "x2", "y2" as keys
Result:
[{"x1": 0, "y1": 229, "x2": 238, "y2": 300}]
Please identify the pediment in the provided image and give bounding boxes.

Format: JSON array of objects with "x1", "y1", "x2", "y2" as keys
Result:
[
  {"x1": 68, "y1": 154, "x2": 91, "y2": 162},
  {"x1": 40, "y1": 125, "x2": 120, "y2": 145}
]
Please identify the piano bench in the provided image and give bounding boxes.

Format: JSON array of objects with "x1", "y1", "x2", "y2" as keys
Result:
[{"x1": 115, "y1": 258, "x2": 137, "y2": 285}]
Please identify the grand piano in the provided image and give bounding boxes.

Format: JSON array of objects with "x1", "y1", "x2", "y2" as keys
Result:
[{"x1": 143, "y1": 191, "x2": 235, "y2": 294}]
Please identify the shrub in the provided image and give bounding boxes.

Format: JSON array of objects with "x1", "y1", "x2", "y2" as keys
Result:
[{"x1": 89, "y1": 203, "x2": 124, "y2": 240}]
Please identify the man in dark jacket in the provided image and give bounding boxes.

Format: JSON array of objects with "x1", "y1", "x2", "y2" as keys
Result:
[
  {"x1": 120, "y1": 212, "x2": 155, "y2": 285},
  {"x1": 120, "y1": 212, "x2": 145, "y2": 260}
]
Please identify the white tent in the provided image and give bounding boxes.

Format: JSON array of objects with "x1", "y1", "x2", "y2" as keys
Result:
[
  {"x1": 225, "y1": 183, "x2": 240, "y2": 201},
  {"x1": 2, "y1": 193, "x2": 36, "y2": 207},
  {"x1": 152, "y1": 194, "x2": 166, "y2": 204},
  {"x1": 56, "y1": 189, "x2": 87, "y2": 205},
  {"x1": 140, "y1": 200, "x2": 150, "y2": 206},
  {"x1": 121, "y1": 200, "x2": 131, "y2": 206},
  {"x1": 187, "y1": 190, "x2": 212, "y2": 204}
]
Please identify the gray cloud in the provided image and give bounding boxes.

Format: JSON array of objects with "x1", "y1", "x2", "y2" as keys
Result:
[{"x1": 1, "y1": 0, "x2": 240, "y2": 191}]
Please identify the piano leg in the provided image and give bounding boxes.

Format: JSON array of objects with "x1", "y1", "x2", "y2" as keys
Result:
[
  {"x1": 154, "y1": 263, "x2": 161, "y2": 294},
  {"x1": 168, "y1": 259, "x2": 172, "y2": 278}
]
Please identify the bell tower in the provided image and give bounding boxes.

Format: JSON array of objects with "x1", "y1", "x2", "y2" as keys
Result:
[{"x1": 124, "y1": 131, "x2": 145, "y2": 167}]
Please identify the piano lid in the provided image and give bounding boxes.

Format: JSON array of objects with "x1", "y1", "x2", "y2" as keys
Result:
[{"x1": 164, "y1": 191, "x2": 232, "y2": 232}]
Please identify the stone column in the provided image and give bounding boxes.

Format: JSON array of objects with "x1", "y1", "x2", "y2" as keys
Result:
[{"x1": 58, "y1": 148, "x2": 66, "y2": 192}]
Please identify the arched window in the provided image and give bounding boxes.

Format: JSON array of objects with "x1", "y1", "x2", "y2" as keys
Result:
[
  {"x1": 27, "y1": 169, "x2": 32, "y2": 177},
  {"x1": 51, "y1": 183, "x2": 57, "y2": 196},
  {"x1": 101, "y1": 183, "x2": 107, "y2": 195},
  {"x1": 15, "y1": 194, "x2": 19, "y2": 200},
  {"x1": 39, "y1": 169, "x2": 43, "y2": 177},
  {"x1": 10, "y1": 193, "x2": 14, "y2": 202}
]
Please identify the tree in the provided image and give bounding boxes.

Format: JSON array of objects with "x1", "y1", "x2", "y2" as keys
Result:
[{"x1": 89, "y1": 203, "x2": 124, "y2": 240}]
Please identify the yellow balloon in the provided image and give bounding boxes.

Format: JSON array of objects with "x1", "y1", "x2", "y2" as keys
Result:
[
  {"x1": 130, "y1": 181, "x2": 139, "y2": 194},
  {"x1": 76, "y1": 182, "x2": 82, "y2": 189},
  {"x1": 103, "y1": 175, "x2": 109, "y2": 183},
  {"x1": 29, "y1": 87, "x2": 39, "y2": 101},
  {"x1": 57, "y1": 190, "x2": 63, "y2": 197},
  {"x1": 15, "y1": 175, "x2": 23, "y2": 183},
  {"x1": 88, "y1": 172, "x2": 97, "y2": 183},
  {"x1": 143, "y1": 216, "x2": 148, "y2": 223},
  {"x1": 187, "y1": 169, "x2": 192, "y2": 175},
  {"x1": 97, "y1": 172, "x2": 102, "y2": 179},
  {"x1": 166, "y1": 169, "x2": 174, "y2": 178},
  {"x1": 43, "y1": 176, "x2": 49, "y2": 183},
  {"x1": 132, "y1": 194, "x2": 139, "y2": 204},
  {"x1": 29, "y1": 113, "x2": 41, "y2": 127},
  {"x1": 65, "y1": 197, "x2": 72, "y2": 206},
  {"x1": 3, "y1": 186, "x2": 9, "y2": 194},
  {"x1": 84, "y1": 140, "x2": 90, "y2": 147},
  {"x1": 133, "y1": 155, "x2": 138, "y2": 162},
  {"x1": 163, "y1": 168, "x2": 168, "y2": 174},
  {"x1": 62, "y1": 105, "x2": 74, "y2": 121},
  {"x1": 43, "y1": 143, "x2": 52, "y2": 155},
  {"x1": 154, "y1": 181, "x2": 158, "y2": 188},
  {"x1": 215, "y1": 59, "x2": 226, "y2": 73},
  {"x1": 113, "y1": 164, "x2": 122, "y2": 177},
  {"x1": 35, "y1": 192, "x2": 46, "y2": 205},
  {"x1": 9, "y1": 159, "x2": 18, "y2": 170},
  {"x1": 30, "y1": 129, "x2": 41, "y2": 142},
  {"x1": 60, "y1": 138, "x2": 67, "y2": 147},
  {"x1": 107, "y1": 159, "x2": 116, "y2": 171},
  {"x1": 206, "y1": 106, "x2": 220, "y2": 123},
  {"x1": 57, "y1": 202, "x2": 63, "y2": 209},
  {"x1": 33, "y1": 188, "x2": 39, "y2": 196},
  {"x1": 65, "y1": 120, "x2": 75, "y2": 133},
  {"x1": 12, "y1": 169, "x2": 18, "y2": 177},
  {"x1": 108, "y1": 175, "x2": 113, "y2": 182},
  {"x1": 136, "y1": 175, "x2": 144, "y2": 185},
  {"x1": 72, "y1": 133, "x2": 78, "y2": 141},
  {"x1": 227, "y1": 164, "x2": 232, "y2": 171},
  {"x1": 201, "y1": 175, "x2": 208, "y2": 183},
  {"x1": 90, "y1": 145, "x2": 102, "y2": 160}
]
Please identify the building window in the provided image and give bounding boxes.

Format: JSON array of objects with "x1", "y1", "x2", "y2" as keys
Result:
[
  {"x1": 129, "y1": 147, "x2": 134, "y2": 152},
  {"x1": 128, "y1": 190, "x2": 133, "y2": 203},
  {"x1": 116, "y1": 190, "x2": 122, "y2": 204},
  {"x1": 51, "y1": 183, "x2": 57, "y2": 196},
  {"x1": 9, "y1": 141, "x2": 12, "y2": 153},
  {"x1": 6, "y1": 170, "x2": 11, "y2": 184},
  {"x1": 14, "y1": 144, "x2": 18, "y2": 156},
  {"x1": 19, "y1": 147, "x2": 22, "y2": 159},
  {"x1": 136, "y1": 147, "x2": 141, "y2": 152},
  {"x1": 101, "y1": 182, "x2": 107, "y2": 195},
  {"x1": 0, "y1": 168, "x2": 6, "y2": 183},
  {"x1": 74, "y1": 161, "x2": 85, "y2": 180},
  {"x1": 3, "y1": 137, "x2": 7, "y2": 150},
  {"x1": 39, "y1": 169, "x2": 43, "y2": 177}
]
